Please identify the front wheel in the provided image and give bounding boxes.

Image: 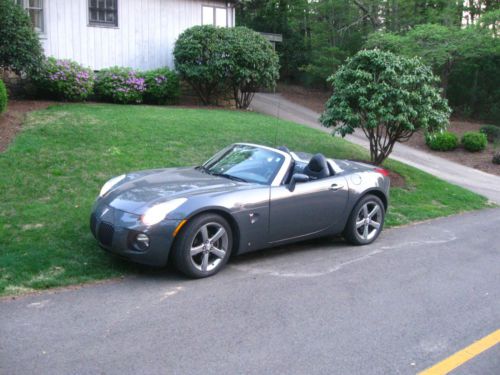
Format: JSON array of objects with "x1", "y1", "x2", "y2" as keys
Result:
[
  {"x1": 344, "y1": 195, "x2": 385, "y2": 245},
  {"x1": 172, "y1": 214, "x2": 233, "y2": 278}
]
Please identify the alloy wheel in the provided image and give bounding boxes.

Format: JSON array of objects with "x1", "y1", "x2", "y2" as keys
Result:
[
  {"x1": 355, "y1": 201, "x2": 382, "y2": 241},
  {"x1": 189, "y1": 222, "x2": 229, "y2": 272}
]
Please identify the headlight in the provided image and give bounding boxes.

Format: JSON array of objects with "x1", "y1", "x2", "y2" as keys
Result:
[
  {"x1": 142, "y1": 198, "x2": 187, "y2": 226},
  {"x1": 99, "y1": 174, "x2": 126, "y2": 197}
]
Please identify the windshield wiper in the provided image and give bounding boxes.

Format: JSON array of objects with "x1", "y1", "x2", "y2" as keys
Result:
[{"x1": 210, "y1": 172, "x2": 248, "y2": 183}]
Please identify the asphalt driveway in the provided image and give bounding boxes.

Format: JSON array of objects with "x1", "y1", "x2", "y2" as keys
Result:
[{"x1": 1, "y1": 208, "x2": 499, "y2": 374}]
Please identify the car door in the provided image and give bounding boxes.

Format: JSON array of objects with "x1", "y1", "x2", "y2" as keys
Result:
[{"x1": 268, "y1": 175, "x2": 348, "y2": 242}]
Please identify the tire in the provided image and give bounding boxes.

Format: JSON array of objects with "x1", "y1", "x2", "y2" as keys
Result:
[
  {"x1": 344, "y1": 194, "x2": 385, "y2": 246},
  {"x1": 172, "y1": 213, "x2": 233, "y2": 278}
]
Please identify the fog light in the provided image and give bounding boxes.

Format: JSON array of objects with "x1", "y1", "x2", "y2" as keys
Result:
[{"x1": 134, "y1": 233, "x2": 150, "y2": 251}]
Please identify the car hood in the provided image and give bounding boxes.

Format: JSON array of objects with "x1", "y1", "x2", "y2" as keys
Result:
[{"x1": 103, "y1": 167, "x2": 245, "y2": 215}]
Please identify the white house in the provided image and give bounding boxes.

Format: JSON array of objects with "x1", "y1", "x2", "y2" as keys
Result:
[{"x1": 16, "y1": 0, "x2": 235, "y2": 70}]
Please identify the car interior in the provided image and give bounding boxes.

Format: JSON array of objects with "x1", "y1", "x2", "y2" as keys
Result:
[{"x1": 278, "y1": 146, "x2": 335, "y2": 184}]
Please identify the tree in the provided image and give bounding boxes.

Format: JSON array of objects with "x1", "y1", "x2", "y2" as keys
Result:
[
  {"x1": 320, "y1": 50, "x2": 451, "y2": 165},
  {"x1": 236, "y1": 0, "x2": 311, "y2": 81},
  {"x1": 226, "y1": 27, "x2": 280, "y2": 108},
  {"x1": 365, "y1": 22, "x2": 500, "y2": 123},
  {"x1": 365, "y1": 24, "x2": 499, "y2": 96},
  {"x1": 174, "y1": 26, "x2": 229, "y2": 105},
  {"x1": 236, "y1": 0, "x2": 465, "y2": 86},
  {"x1": 0, "y1": 0, "x2": 43, "y2": 74},
  {"x1": 301, "y1": 0, "x2": 369, "y2": 86}
]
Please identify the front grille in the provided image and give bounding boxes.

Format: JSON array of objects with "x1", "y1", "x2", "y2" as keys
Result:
[
  {"x1": 97, "y1": 222, "x2": 114, "y2": 246},
  {"x1": 90, "y1": 213, "x2": 97, "y2": 237}
]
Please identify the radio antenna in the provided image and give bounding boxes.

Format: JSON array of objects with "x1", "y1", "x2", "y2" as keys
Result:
[{"x1": 273, "y1": 85, "x2": 281, "y2": 148}]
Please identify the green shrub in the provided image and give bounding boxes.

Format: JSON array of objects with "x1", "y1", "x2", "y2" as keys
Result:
[
  {"x1": 143, "y1": 68, "x2": 179, "y2": 105},
  {"x1": 225, "y1": 27, "x2": 280, "y2": 109},
  {"x1": 174, "y1": 25, "x2": 280, "y2": 108},
  {"x1": 425, "y1": 131, "x2": 458, "y2": 151},
  {"x1": 493, "y1": 152, "x2": 500, "y2": 165},
  {"x1": 480, "y1": 125, "x2": 500, "y2": 143},
  {"x1": 0, "y1": 79, "x2": 7, "y2": 114},
  {"x1": 462, "y1": 132, "x2": 488, "y2": 152},
  {"x1": 95, "y1": 67, "x2": 146, "y2": 104},
  {"x1": 174, "y1": 25, "x2": 228, "y2": 105},
  {"x1": 0, "y1": 0, "x2": 43, "y2": 74},
  {"x1": 33, "y1": 58, "x2": 94, "y2": 101}
]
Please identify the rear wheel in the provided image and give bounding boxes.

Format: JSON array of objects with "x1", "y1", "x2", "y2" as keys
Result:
[
  {"x1": 172, "y1": 214, "x2": 232, "y2": 278},
  {"x1": 344, "y1": 195, "x2": 385, "y2": 245}
]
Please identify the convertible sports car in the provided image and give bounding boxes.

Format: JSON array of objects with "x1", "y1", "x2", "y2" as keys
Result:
[{"x1": 90, "y1": 143, "x2": 390, "y2": 278}]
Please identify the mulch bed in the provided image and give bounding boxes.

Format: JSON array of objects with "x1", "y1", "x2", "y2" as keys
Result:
[
  {"x1": 351, "y1": 159, "x2": 406, "y2": 188},
  {"x1": 0, "y1": 100, "x2": 56, "y2": 153},
  {"x1": 278, "y1": 84, "x2": 500, "y2": 177},
  {"x1": 402, "y1": 120, "x2": 500, "y2": 176}
]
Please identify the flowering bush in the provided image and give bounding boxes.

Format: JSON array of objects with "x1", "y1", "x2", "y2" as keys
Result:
[
  {"x1": 95, "y1": 67, "x2": 146, "y2": 104},
  {"x1": 34, "y1": 58, "x2": 94, "y2": 101},
  {"x1": 143, "y1": 68, "x2": 179, "y2": 105}
]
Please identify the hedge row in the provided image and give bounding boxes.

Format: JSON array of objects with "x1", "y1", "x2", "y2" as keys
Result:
[
  {"x1": 426, "y1": 130, "x2": 488, "y2": 152},
  {"x1": 33, "y1": 58, "x2": 179, "y2": 105}
]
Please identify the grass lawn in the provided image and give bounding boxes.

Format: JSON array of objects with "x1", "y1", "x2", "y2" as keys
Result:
[{"x1": 0, "y1": 104, "x2": 491, "y2": 296}]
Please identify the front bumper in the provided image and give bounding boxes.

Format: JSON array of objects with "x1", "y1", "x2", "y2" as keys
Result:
[{"x1": 90, "y1": 200, "x2": 181, "y2": 266}]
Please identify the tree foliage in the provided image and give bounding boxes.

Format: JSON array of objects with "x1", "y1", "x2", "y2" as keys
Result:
[
  {"x1": 0, "y1": 0, "x2": 43, "y2": 74},
  {"x1": 320, "y1": 50, "x2": 451, "y2": 165},
  {"x1": 236, "y1": 0, "x2": 469, "y2": 85},
  {"x1": 236, "y1": 0, "x2": 311, "y2": 81},
  {"x1": 365, "y1": 22, "x2": 500, "y2": 123},
  {"x1": 237, "y1": 1, "x2": 499, "y2": 123},
  {"x1": 365, "y1": 24, "x2": 499, "y2": 93}
]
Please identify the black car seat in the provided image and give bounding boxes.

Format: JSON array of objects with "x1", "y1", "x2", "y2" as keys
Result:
[{"x1": 303, "y1": 154, "x2": 330, "y2": 180}]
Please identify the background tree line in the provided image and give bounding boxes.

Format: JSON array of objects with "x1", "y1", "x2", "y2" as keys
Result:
[{"x1": 236, "y1": 0, "x2": 500, "y2": 124}]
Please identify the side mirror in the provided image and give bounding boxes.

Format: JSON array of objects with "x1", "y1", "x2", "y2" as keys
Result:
[{"x1": 289, "y1": 173, "x2": 309, "y2": 192}]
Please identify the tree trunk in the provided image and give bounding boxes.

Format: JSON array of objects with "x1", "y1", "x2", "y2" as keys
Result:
[{"x1": 440, "y1": 60, "x2": 453, "y2": 98}]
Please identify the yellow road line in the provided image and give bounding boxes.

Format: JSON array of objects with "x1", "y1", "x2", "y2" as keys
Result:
[{"x1": 418, "y1": 329, "x2": 500, "y2": 375}]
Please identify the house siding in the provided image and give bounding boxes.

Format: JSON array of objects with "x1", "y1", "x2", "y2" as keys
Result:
[{"x1": 40, "y1": 0, "x2": 235, "y2": 70}]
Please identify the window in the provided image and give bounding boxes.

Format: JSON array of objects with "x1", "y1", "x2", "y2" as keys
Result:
[
  {"x1": 202, "y1": 6, "x2": 227, "y2": 27},
  {"x1": 17, "y1": 0, "x2": 44, "y2": 33},
  {"x1": 89, "y1": 0, "x2": 118, "y2": 27}
]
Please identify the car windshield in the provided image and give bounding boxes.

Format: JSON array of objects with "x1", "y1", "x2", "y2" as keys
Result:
[{"x1": 202, "y1": 144, "x2": 285, "y2": 185}]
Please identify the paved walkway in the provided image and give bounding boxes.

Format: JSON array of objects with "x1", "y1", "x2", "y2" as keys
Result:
[{"x1": 251, "y1": 93, "x2": 500, "y2": 204}]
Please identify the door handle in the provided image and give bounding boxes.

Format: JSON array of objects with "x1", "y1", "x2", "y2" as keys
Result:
[{"x1": 329, "y1": 183, "x2": 344, "y2": 191}]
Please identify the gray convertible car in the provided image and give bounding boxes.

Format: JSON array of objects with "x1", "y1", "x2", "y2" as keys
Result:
[{"x1": 91, "y1": 143, "x2": 390, "y2": 278}]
